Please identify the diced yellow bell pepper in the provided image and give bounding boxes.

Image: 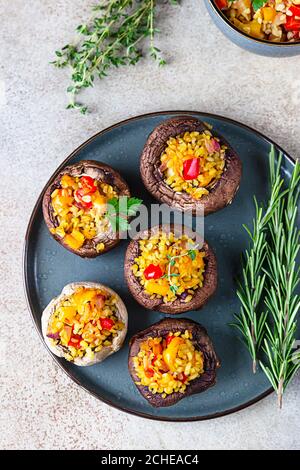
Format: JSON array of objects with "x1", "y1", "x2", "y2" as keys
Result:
[
  {"x1": 83, "y1": 228, "x2": 97, "y2": 239},
  {"x1": 93, "y1": 194, "x2": 107, "y2": 214},
  {"x1": 262, "y1": 7, "x2": 276, "y2": 23},
  {"x1": 64, "y1": 230, "x2": 85, "y2": 250},
  {"x1": 73, "y1": 288, "x2": 97, "y2": 306},
  {"x1": 146, "y1": 280, "x2": 170, "y2": 297},
  {"x1": 52, "y1": 191, "x2": 73, "y2": 210},
  {"x1": 58, "y1": 306, "x2": 77, "y2": 322},
  {"x1": 72, "y1": 229, "x2": 85, "y2": 242},
  {"x1": 247, "y1": 20, "x2": 263, "y2": 39},
  {"x1": 163, "y1": 337, "x2": 184, "y2": 372},
  {"x1": 61, "y1": 174, "x2": 77, "y2": 189}
]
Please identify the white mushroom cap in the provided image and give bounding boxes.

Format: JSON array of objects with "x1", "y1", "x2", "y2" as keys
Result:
[{"x1": 41, "y1": 282, "x2": 128, "y2": 366}]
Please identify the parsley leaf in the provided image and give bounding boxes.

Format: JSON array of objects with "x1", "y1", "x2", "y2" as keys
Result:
[
  {"x1": 127, "y1": 197, "x2": 144, "y2": 216},
  {"x1": 106, "y1": 196, "x2": 142, "y2": 232},
  {"x1": 252, "y1": 0, "x2": 266, "y2": 11}
]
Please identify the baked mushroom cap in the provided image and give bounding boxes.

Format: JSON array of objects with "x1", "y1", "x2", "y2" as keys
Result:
[
  {"x1": 128, "y1": 318, "x2": 220, "y2": 407},
  {"x1": 41, "y1": 282, "x2": 128, "y2": 366},
  {"x1": 124, "y1": 224, "x2": 217, "y2": 314},
  {"x1": 42, "y1": 160, "x2": 130, "y2": 258},
  {"x1": 140, "y1": 116, "x2": 242, "y2": 215}
]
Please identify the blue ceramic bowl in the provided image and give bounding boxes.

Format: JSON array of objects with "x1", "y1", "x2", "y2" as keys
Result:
[{"x1": 205, "y1": 0, "x2": 300, "y2": 57}]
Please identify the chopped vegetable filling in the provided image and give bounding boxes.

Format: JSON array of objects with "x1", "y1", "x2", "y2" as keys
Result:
[
  {"x1": 50, "y1": 174, "x2": 118, "y2": 251},
  {"x1": 46, "y1": 287, "x2": 124, "y2": 361},
  {"x1": 132, "y1": 232, "x2": 206, "y2": 303},
  {"x1": 160, "y1": 130, "x2": 226, "y2": 200},
  {"x1": 133, "y1": 330, "x2": 204, "y2": 397},
  {"x1": 216, "y1": 0, "x2": 300, "y2": 42}
]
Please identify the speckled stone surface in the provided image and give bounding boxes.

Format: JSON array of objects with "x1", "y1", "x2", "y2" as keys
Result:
[{"x1": 1, "y1": 0, "x2": 299, "y2": 450}]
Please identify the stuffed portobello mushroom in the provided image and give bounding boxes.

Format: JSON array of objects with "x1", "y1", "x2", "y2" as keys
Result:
[
  {"x1": 124, "y1": 224, "x2": 217, "y2": 314},
  {"x1": 42, "y1": 282, "x2": 128, "y2": 366},
  {"x1": 42, "y1": 160, "x2": 130, "y2": 257},
  {"x1": 140, "y1": 116, "x2": 242, "y2": 215},
  {"x1": 128, "y1": 318, "x2": 220, "y2": 407}
]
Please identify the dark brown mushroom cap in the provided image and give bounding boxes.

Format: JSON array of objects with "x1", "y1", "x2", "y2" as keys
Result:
[
  {"x1": 140, "y1": 116, "x2": 242, "y2": 216},
  {"x1": 42, "y1": 160, "x2": 130, "y2": 258},
  {"x1": 124, "y1": 224, "x2": 217, "y2": 314},
  {"x1": 128, "y1": 318, "x2": 220, "y2": 407}
]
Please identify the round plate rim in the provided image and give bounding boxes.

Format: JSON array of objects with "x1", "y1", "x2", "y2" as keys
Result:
[{"x1": 23, "y1": 110, "x2": 296, "y2": 422}]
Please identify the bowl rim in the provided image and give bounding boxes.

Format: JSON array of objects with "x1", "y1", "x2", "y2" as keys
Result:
[{"x1": 208, "y1": 0, "x2": 300, "y2": 47}]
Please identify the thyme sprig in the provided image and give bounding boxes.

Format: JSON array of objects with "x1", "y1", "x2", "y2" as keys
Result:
[
  {"x1": 163, "y1": 244, "x2": 199, "y2": 294},
  {"x1": 260, "y1": 152, "x2": 300, "y2": 408},
  {"x1": 230, "y1": 150, "x2": 286, "y2": 373},
  {"x1": 52, "y1": 0, "x2": 175, "y2": 113}
]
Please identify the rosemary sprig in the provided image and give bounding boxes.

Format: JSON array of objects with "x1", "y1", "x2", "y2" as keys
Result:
[
  {"x1": 260, "y1": 155, "x2": 300, "y2": 408},
  {"x1": 231, "y1": 149, "x2": 285, "y2": 373},
  {"x1": 52, "y1": 0, "x2": 175, "y2": 113}
]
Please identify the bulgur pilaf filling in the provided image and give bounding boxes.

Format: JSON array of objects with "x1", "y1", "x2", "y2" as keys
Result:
[
  {"x1": 133, "y1": 330, "x2": 204, "y2": 397},
  {"x1": 160, "y1": 130, "x2": 226, "y2": 200},
  {"x1": 132, "y1": 232, "x2": 206, "y2": 303},
  {"x1": 50, "y1": 174, "x2": 118, "y2": 252},
  {"x1": 216, "y1": 0, "x2": 300, "y2": 42},
  {"x1": 46, "y1": 287, "x2": 124, "y2": 362}
]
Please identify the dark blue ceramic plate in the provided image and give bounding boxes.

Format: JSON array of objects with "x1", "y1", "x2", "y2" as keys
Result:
[
  {"x1": 205, "y1": 0, "x2": 300, "y2": 57},
  {"x1": 24, "y1": 111, "x2": 298, "y2": 421}
]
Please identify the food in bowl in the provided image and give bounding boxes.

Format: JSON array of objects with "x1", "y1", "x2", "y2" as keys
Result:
[
  {"x1": 215, "y1": 0, "x2": 300, "y2": 42},
  {"x1": 124, "y1": 225, "x2": 217, "y2": 314},
  {"x1": 128, "y1": 318, "x2": 220, "y2": 407},
  {"x1": 42, "y1": 160, "x2": 131, "y2": 257},
  {"x1": 42, "y1": 282, "x2": 128, "y2": 366},
  {"x1": 140, "y1": 116, "x2": 242, "y2": 215}
]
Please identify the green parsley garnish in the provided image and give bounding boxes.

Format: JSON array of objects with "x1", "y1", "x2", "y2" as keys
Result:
[{"x1": 107, "y1": 196, "x2": 142, "y2": 232}]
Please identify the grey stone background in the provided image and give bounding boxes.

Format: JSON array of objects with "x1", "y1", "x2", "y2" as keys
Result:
[{"x1": 1, "y1": 0, "x2": 299, "y2": 450}]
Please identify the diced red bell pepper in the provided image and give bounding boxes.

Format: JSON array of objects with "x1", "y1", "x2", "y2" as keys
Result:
[
  {"x1": 68, "y1": 334, "x2": 83, "y2": 349},
  {"x1": 215, "y1": 0, "x2": 228, "y2": 10},
  {"x1": 80, "y1": 175, "x2": 97, "y2": 194},
  {"x1": 100, "y1": 317, "x2": 115, "y2": 330},
  {"x1": 74, "y1": 188, "x2": 93, "y2": 209},
  {"x1": 288, "y1": 5, "x2": 300, "y2": 17},
  {"x1": 166, "y1": 334, "x2": 175, "y2": 345},
  {"x1": 145, "y1": 369, "x2": 154, "y2": 378},
  {"x1": 151, "y1": 354, "x2": 157, "y2": 366},
  {"x1": 285, "y1": 5, "x2": 300, "y2": 31},
  {"x1": 144, "y1": 264, "x2": 163, "y2": 280},
  {"x1": 183, "y1": 158, "x2": 200, "y2": 181}
]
